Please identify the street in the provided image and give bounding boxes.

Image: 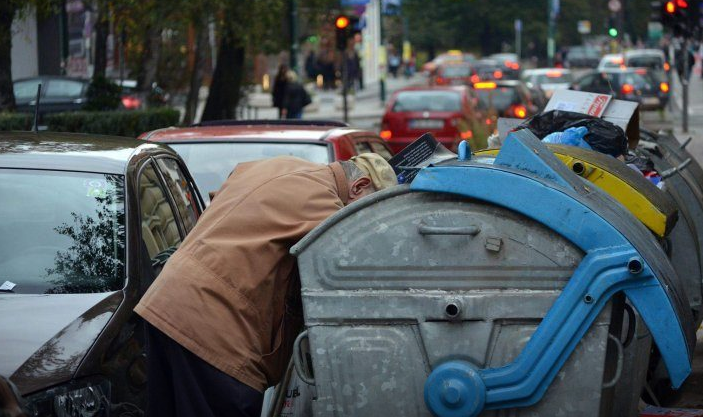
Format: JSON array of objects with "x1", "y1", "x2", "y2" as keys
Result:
[{"x1": 6, "y1": 0, "x2": 703, "y2": 416}]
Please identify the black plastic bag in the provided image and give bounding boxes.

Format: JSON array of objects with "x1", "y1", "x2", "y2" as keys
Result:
[{"x1": 517, "y1": 110, "x2": 628, "y2": 157}]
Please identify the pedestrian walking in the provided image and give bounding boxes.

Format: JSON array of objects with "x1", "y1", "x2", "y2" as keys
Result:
[
  {"x1": 271, "y1": 64, "x2": 289, "y2": 119},
  {"x1": 135, "y1": 154, "x2": 398, "y2": 417},
  {"x1": 281, "y1": 71, "x2": 311, "y2": 119},
  {"x1": 388, "y1": 52, "x2": 401, "y2": 78}
]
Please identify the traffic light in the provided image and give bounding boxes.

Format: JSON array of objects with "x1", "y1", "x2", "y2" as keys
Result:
[
  {"x1": 609, "y1": 27, "x2": 619, "y2": 37},
  {"x1": 660, "y1": 0, "x2": 698, "y2": 37},
  {"x1": 335, "y1": 15, "x2": 350, "y2": 51},
  {"x1": 334, "y1": 14, "x2": 360, "y2": 51}
]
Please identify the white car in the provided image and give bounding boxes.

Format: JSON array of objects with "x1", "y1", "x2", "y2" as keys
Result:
[
  {"x1": 597, "y1": 54, "x2": 625, "y2": 71},
  {"x1": 521, "y1": 68, "x2": 574, "y2": 98}
]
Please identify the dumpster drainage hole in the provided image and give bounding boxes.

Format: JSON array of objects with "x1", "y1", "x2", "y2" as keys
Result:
[
  {"x1": 572, "y1": 162, "x2": 585, "y2": 175},
  {"x1": 445, "y1": 303, "x2": 460, "y2": 318},
  {"x1": 628, "y1": 258, "x2": 643, "y2": 274},
  {"x1": 584, "y1": 294, "x2": 594, "y2": 304}
]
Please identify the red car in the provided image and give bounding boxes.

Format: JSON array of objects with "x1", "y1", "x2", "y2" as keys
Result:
[
  {"x1": 380, "y1": 86, "x2": 488, "y2": 153},
  {"x1": 141, "y1": 120, "x2": 393, "y2": 202},
  {"x1": 432, "y1": 63, "x2": 473, "y2": 86}
]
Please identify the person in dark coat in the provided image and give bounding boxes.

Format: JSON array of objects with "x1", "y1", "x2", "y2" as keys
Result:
[
  {"x1": 282, "y1": 71, "x2": 311, "y2": 119},
  {"x1": 271, "y1": 64, "x2": 289, "y2": 119}
]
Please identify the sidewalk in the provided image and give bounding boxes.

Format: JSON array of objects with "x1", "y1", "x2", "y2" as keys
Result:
[{"x1": 247, "y1": 73, "x2": 424, "y2": 128}]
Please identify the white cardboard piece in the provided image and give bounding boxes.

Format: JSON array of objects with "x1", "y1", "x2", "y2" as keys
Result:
[{"x1": 543, "y1": 89, "x2": 640, "y2": 148}]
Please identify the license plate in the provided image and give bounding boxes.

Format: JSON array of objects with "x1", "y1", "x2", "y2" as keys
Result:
[
  {"x1": 643, "y1": 97, "x2": 660, "y2": 106},
  {"x1": 409, "y1": 119, "x2": 444, "y2": 129}
]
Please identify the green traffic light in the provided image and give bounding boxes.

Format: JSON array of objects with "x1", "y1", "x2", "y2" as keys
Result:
[{"x1": 609, "y1": 27, "x2": 618, "y2": 37}]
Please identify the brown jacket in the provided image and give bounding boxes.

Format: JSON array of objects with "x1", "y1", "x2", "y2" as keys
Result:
[{"x1": 135, "y1": 156, "x2": 348, "y2": 392}]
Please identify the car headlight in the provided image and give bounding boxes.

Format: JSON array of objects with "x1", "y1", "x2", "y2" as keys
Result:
[{"x1": 25, "y1": 378, "x2": 110, "y2": 417}]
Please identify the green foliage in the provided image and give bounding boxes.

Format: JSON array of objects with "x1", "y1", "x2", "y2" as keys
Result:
[
  {"x1": 85, "y1": 76, "x2": 122, "y2": 111},
  {"x1": 44, "y1": 108, "x2": 180, "y2": 137},
  {"x1": 402, "y1": 0, "x2": 651, "y2": 58},
  {"x1": 0, "y1": 113, "x2": 33, "y2": 131}
]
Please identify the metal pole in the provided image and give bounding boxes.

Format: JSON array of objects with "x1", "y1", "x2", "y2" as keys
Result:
[
  {"x1": 342, "y1": 51, "x2": 349, "y2": 123},
  {"x1": 547, "y1": 1, "x2": 556, "y2": 66},
  {"x1": 683, "y1": 38, "x2": 689, "y2": 133},
  {"x1": 515, "y1": 20, "x2": 522, "y2": 60},
  {"x1": 290, "y1": 0, "x2": 299, "y2": 72},
  {"x1": 379, "y1": 0, "x2": 386, "y2": 103}
]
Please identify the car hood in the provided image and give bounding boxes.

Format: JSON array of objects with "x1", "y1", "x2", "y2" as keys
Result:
[{"x1": 0, "y1": 292, "x2": 122, "y2": 394}]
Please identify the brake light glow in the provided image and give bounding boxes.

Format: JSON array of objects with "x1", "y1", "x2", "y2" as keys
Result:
[
  {"x1": 660, "y1": 82, "x2": 670, "y2": 93},
  {"x1": 121, "y1": 96, "x2": 142, "y2": 109},
  {"x1": 546, "y1": 70, "x2": 563, "y2": 78},
  {"x1": 435, "y1": 77, "x2": 445, "y2": 85},
  {"x1": 474, "y1": 81, "x2": 497, "y2": 89},
  {"x1": 664, "y1": 62, "x2": 671, "y2": 71},
  {"x1": 493, "y1": 70, "x2": 503, "y2": 79},
  {"x1": 460, "y1": 130, "x2": 473, "y2": 139},
  {"x1": 506, "y1": 61, "x2": 520, "y2": 70},
  {"x1": 676, "y1": 0, "x2": 688, "y2": 7},
  {"x1": 621, "y1": 83, "x2": 635, "y2": 94},
  {"x1": 485, "y1": 118, "x2": 492, "y2": 125},
  {"x1": 470, "y1": 74, "x2": 480, "y2": 83},
  {"x1": 513, "y1": 105, "x2": 527, "y2": 118},
  {"x1": 380, "y1": 130, "x2": 392, "y2": 140}
]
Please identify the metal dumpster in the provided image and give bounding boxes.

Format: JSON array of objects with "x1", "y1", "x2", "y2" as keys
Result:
[{"x1": 291, "y1": 131, "x2": 694, "y2": 417}]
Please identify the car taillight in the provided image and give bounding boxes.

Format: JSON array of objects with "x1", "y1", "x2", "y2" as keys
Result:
[
  {"x1": 470, "y1": 74, "x2": 480, "y2": 83},
  {"x1": 621, "y1": 83, "x2": 634, "y2": 94},
  {"x1": 121, "y1": 96, "x2": 142, "y2": 109},
  {"x1": 436, "y1": 77, "x2": 445, "y2": 85},
  {"x1": 512, "y1": 105, "x2": 527, "y2": 118},
  {"x1": 380, "y1": 130, "x2": 392, "y2": 140},
  {"x1": 460, "y1": 130, "x2": 473, "y2": 139},
  {"x1": 493, "y1": 70, "x2": 503, "y2": 79},
  {"x1": 485, "y1": 118, "x2": 493, "y2": 125},
  {"x1": 660, "y1": 82, "x2": 670, "y2": 93},
  {"x1": 664, "y1": 62, "x2": 671, "y2": 71}
]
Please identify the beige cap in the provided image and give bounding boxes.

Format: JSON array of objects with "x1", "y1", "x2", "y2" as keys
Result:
[{"x1": 350, "y1": 153, "x2": 398, "y2": 190}]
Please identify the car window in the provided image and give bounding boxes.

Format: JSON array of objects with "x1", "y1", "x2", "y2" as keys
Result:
[
  {"x1": 475, "y1": 87, "x2": 518, "y2": 111},
  {"x1": 627, "y1": 56, "x2": 663, "y2": 70},
  {"x1": 441, "y1": 66, "x2": 471, "y2": 77},
  {"x1": 13, "y1": 79, "x2": 42, "y2": 101},
  {"x1": 138, "y1": 163, "x2": 182, "y2": 268},
  {"x1": 168, "y1": 142, "x2": 330, "y2": 201},
  {"x1": 354, "y1": 141, "x2": 374, "y2": 155},
  {"x1": 577, "y1": 74, "x2": 595, "y2": 89},
  {"x1": 0, "y1": 169, "x2": 125, "y2": 294},
  {"x1": 393, "y1": 91, "x2": 462, "y2": 112},
  {"x1": 616, "y1": 72, "x2": 656, "y2": 90},
  {"x1": 45, "y1": 79, "x2": 85, "y2": 98},
  {"x1": 155, "y1": 158, "x2": 200, "y2": 233},
  {"x1": 370, "y1": 142, "x2": 394, "y2": 160}
]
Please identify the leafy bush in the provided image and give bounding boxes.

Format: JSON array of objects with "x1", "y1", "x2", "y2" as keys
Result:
[
  {"x1": 84, "y1": 76, "x2": 122, "y2": 111},
  {"x1": 44, "y1": 108, "x2": 180, "y2": 137},
  {"x1": 0, "y1": 113, "x2": 33, "y2": 131}
]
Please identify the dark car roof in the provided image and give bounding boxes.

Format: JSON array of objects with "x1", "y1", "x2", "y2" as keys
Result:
[
  {"x1": 0, "y1": 131, "x2": 172, "y2": 174},
  {"x1": 142, "y1": 122, "x2": 376, "y2": 144}
]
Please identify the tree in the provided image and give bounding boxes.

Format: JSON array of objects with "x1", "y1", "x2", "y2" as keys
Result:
[{"x1": 0, "y1": 0, "x2": 59, "y2": 112}]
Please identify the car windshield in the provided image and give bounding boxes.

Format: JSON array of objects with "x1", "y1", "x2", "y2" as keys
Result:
[
  {"x1": 442, "y1": 66, "x2": 471, "y2": 77},
  {"x1": 168, "y1": 142, "x2": 330, "y2": 198},
  {"x1": 536, "y1": 73, "x2": 573, "y2": 84},
  {"x1": 569, "y1": 48, "x2": 600, "y2": 59},
  {"x1": 475, "y1": 87, "x2": 518, "y2": 111},
  {"x1": 13, "y1": 79, "x2": 42, "y2": 101},
  {"x1": 392, "y1": 91, "x2": 462, "y2": 112},
  {"x1": 0, "y1": 169, "x2": 125, "y2": 294},
  {"x1": 627, "y1": 56, "x2": 664, "y2": 70}
]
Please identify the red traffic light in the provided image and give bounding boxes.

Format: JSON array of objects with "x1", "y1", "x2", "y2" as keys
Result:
[
  {"x1": 665, "y1": 1, "x2": 676, "y2": 13},
  {"x1": 335, "y1": 16, "x2": 349, "y2": 29}
]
